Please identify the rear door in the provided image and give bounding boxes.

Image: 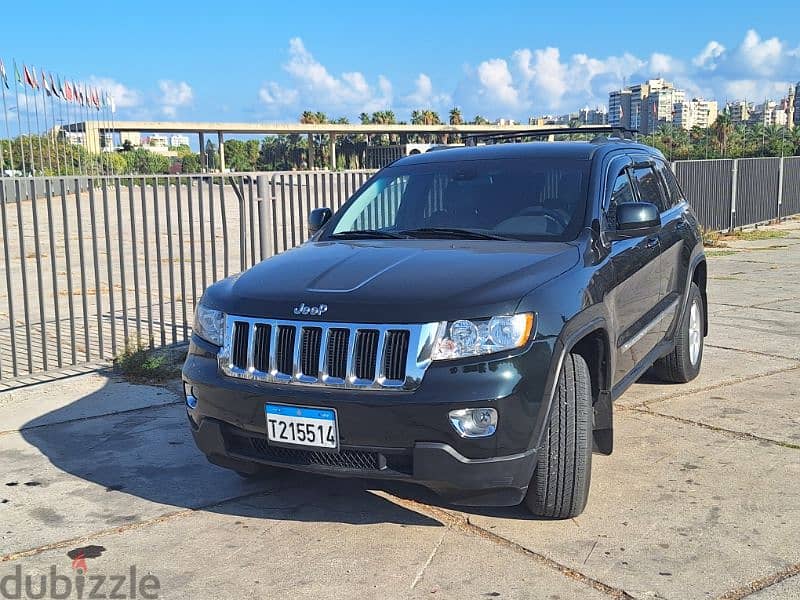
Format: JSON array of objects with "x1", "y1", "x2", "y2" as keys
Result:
[
  {"x1": 603, "y1": 157, "x2": 663, "y2": 385},
  {"x1": 630, "y1": 159, "x2": 682, "y2": 341}
]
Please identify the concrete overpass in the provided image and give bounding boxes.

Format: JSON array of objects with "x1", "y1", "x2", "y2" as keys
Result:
[{"x1": 69, "y1": 121, "x2": 613, "y2": 170}]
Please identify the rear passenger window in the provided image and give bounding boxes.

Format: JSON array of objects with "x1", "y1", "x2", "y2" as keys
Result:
[
  {"x1": 632, "y1": 167, "x2": 668, "y2": 212},
  {"x1": 657, "y1": 163, "x2": 685, "y2": 209},
  {"x1": 607, "y1": 170, "x2": 635, "y2": 229}
]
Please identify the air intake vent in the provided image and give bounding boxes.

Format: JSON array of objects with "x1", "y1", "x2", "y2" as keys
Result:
[
  {"x1": 326, "y1": 328, "x2": 350, "y2": 380},
  {"x1": 383, "y1": 330, "x2": 410, "y2": 381},
  {"x1": 275, "y1": 326, "x2": 296, "y2": 375},
  {"x1": 354, "y1": 330, "x2": 379, "y2": 380},
  {"x1": 300, "y1": 327, "x2": 322, "y2": 377},
  {"x1": 231, "y1": 322, "x2": 249, "y2": 370},
  {"x1": 253, "y1": 324, "x2": 271, "y2": 372}
]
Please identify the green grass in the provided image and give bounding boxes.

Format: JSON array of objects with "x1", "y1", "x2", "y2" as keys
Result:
[
  {"x1": 114, "y1": 344, "x2": 186, "y2": 383},
  {"x1": 726, "y1": 229, "x2": 789, "y2": 241}
]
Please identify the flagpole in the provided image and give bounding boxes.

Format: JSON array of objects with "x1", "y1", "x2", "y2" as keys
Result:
[
  {"x1": 21, "y1": 66, "x2": 37, "y2": 175},
  {"x1": 12, "y1": 61, "x2": 28, "y2": 175},
  {"x1": 0, "y1": 62, "x2": 14, "y2": 176},
  {"x1": 52, "y1": 75, "x2": 68, "y2": 175},
  {"x1": 40, "y1": 70, "x2": 55, "y2": 174},
  {"x1": 25, "y1": 66, "x2": 46, "y2": 174}
]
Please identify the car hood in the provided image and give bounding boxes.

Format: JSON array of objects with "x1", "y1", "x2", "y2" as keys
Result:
[{"x1": 203, "y1": 239, "x2": 580, "y2": 323}]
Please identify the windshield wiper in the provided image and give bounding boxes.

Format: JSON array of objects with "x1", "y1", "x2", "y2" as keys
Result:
[
  {"x1": 330, "y1": 229, "x2": 408, "y2": 239},
  {"x1": 399, "y1": 227, "x2": 514, "y2": 241}
]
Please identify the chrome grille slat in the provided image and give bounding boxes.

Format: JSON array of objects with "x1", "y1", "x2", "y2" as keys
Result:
[{"x1": 218, "y1": 316, "x2": 440, "y2": 391}]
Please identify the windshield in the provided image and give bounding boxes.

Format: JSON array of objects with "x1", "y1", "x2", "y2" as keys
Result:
[{"x1": 328, "y1": 158, "x2": 590, "y2": 241}]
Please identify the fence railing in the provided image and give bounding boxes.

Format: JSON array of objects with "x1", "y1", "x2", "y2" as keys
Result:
[
  {"x1": 673, "y1": 156, "x2": 800, "y2": 231},
  {"x1": 0, "y1": 158, "x2": 797, "y2": 385}
]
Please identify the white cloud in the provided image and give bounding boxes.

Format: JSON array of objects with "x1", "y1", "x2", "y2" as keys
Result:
[
  {"x1": 253, "y1": 30, "x2": 800, "y2": 122},
  {"x1": 259, "y1": 38, "x2": 393, "y2": 115},
  {"x1": 87, "y1": 77, "x2": 141, "y2": 108},
  {"x1": 693, "y1": 41, "x2": 726, "y2": 70},
  {"x1": 403, "y1": 73, "x2": 450, "y2": 107},
  {"x1": 158, "y1": 80, "x2": 193, "y2": 117},
  {"x1": 476, "y1": 58, "x2": 520, "y2": 108}
]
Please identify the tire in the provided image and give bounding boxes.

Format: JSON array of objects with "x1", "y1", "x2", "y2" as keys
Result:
[
  {"x1": 524, "y1": 353, "x2": 593, "y2": 519},
  {"x1": 652, "y1": 283, "x2": 704, "y2": 383}
]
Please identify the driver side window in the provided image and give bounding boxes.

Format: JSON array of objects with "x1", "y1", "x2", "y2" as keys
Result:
[{"x1": 607, "y1": 170, "x2": 635, "y2": 230}]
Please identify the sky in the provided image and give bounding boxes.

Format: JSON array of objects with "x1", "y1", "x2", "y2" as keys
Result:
[{"x1": 1, "y1": 0, "x2": 799, "y2": 126}]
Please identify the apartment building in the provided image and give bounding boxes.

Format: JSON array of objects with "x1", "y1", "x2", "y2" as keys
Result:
[{"x1": 674, "y1": 99, "x2": 719, "y2": 130}]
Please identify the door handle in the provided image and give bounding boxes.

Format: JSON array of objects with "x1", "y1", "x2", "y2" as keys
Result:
[{"x1": 645, "y1": 237, "x2": 659, "y2": 249}]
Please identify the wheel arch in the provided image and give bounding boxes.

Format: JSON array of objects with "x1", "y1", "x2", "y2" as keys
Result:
[
  {"x1": 569, "y1": 327, "x2": 614, "y2": 455},
  {"x1": 691, "y1": 258, "x2": 708, "y2": 335}
]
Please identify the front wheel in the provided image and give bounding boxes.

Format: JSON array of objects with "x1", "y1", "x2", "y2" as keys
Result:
[
  {"x1": 524, "y1": 353, "x2": 593, "y2": 519},
  {"x1": 652, "y1": 282, "x2": 704, "y2": 383}
]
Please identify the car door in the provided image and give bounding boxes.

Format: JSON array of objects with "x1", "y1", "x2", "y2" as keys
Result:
[
  {"x1": 603, "y1": 158, "x2": 663, "y2": 385},
  {"x1": 653, "y1": 159, "x2": 694, "y2": 313},
  {"x1": 629, "y1": 160, "x2": 682, "y2": 341}
]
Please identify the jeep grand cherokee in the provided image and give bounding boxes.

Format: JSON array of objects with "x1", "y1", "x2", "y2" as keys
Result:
[{"x1": 182, "y1": 135, "x2": 707, "y2": 518}]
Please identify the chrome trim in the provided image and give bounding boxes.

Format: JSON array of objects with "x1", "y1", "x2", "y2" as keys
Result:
[
  {"x1": 218, "y1": 315, "x2": 440, "y2": 391},
  {"x1": 619, "y1": 298, "x2": 679, "y2": 353}
]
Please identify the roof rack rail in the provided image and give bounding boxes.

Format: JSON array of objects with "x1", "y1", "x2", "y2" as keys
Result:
[{"x1": 465, "y1": 126, "x2": 640, "y2": 146}]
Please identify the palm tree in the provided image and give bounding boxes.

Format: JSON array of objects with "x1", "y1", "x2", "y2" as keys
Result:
[
  {"x1": 472, "y1": 115, "x2": 490, "y2": 125},
  {"x1": 711, "y1": 114, "x2": 733, "y2": 157},
  {"x1": 449, "y1": 107, "x2": 463, "y2": 125}
]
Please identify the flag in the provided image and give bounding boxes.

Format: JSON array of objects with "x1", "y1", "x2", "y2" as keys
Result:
[
  {"x1": 50, "y1": 73, "x2": 58, "y2": 98},
  {"x1": 0, "y1": 59, "x2": 8, "y2": 89},
  {"x1": 23, "y1": 65, "x2": 37, "y2": 88},
  {"x1": 15, "y1": 62, "x2": 22, "y2": 85},
  {"x1": 57, "y1": 76, "x2": 65, "y2": 99},
  {"x1": 41, "y1": 69, "x2": 52, "y2": 96},
  {"x1": 64, "y1": 80, "x2": 73, "y2": 102}
]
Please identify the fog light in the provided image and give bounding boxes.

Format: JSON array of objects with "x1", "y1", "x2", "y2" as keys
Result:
[
  {"x1": 448, "y1": 408, "x2": 497, "y2": 438},
  {"x1": 185, "y1": 393, "x2": 198, "y2": 410}
]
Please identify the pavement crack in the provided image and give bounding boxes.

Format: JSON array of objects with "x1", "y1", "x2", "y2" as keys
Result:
[
  {"x1": 717, "y1": 562, "x2": 800, "y2": 599},
  {"x1": 625, "y1": 363, "x2": 800, "y2": 408},
  {"x1": 410, "y1": 529, "x2": 446, "y2": 590},
  {"x1": 626, "y1": 407, "x2": 800, "y2": 450},
  {"x1": 704, "y1": 343, "x2": 797, "y2": 362},
  {"x1": 0, "y1": 401, "x2": 183, "y2": 437},
  {"x1": 372, "y1": 491, "x2": 636, "y2": 600}
]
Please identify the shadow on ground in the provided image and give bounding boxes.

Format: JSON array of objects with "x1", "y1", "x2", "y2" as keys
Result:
[{"x1": 16, "y1": 378, "x2": 464, "y2": 527}]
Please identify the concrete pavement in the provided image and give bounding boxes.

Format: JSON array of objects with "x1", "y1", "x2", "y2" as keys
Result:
[{"x1": 1, "y1": 221, "x2": 799, "y2": 599}]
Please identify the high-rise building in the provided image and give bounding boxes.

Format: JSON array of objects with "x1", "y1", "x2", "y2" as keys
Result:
[
  {"x1": 608, "y1": 89, "x2": 631, "y2": 129},
  {"x1": 674, "y1": 99, "x2": 718, "y2": 130},
  {"x1": 725, "y1": 100, "x2": 753, "y2": 124},
  {"x1": 609, "y1": 79, "x2": 684, "y2": 133},
  {"x1": 579, "y1": 106, "x2": 608, "y2": 125},
  {"x1": 791, "y1": 83, "x2": 798, "y2": 128}
]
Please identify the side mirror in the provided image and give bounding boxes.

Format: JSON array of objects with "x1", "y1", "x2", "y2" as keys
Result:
[
  {"x1": 308, "y1": 207, "x2": 332, "y2": 235},
  {"x1": 609, "y1": 202, "x2": 660, "y2": 240}
]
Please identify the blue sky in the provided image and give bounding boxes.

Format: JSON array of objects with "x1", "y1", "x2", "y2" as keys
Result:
[{"x1": 2, "y1": 0, "x2": 799, "y2": 124}]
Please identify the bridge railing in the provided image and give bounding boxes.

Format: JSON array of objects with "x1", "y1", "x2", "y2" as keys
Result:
[{"x1": 0, "y1": 159, "x2": 798, "y2": 386}]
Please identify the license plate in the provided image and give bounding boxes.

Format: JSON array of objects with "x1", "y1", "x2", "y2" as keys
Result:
[{"x1": 265, "y1": 404, "x2": 338, "y2": 450}]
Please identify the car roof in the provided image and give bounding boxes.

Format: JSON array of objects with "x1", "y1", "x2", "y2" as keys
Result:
[{"x1": 393, "y1": 140, "x2": 660, "y2": 166}]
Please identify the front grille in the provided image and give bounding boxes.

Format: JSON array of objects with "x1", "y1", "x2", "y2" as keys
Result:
[
  {"x1": 354, "y1": 329, "x2": 379, "y2": 380},
  {"x1": 383, "y1": 330, "x2": 410, "y2": 381},
  {"x1": 225, "y1": 431, "x2": 413, "y2": 475},
  {"x1": 231, "y1": 322, "x2": 249, "y2": 370},
  {"x1": 275, "y1": 326, "x2": 296, "y2": 375},
  {"x1": 219, "y1": 316, "x2": 435, "y2": 390},
  {"x1": 233, "y1": 435, "x2": 380, "y2": 470},
  {"x1": 300, "y1": 327, "x2": 322, "y2": 377},
  {"x1": 326, "y1": 328, "x2": 350, "y2": 380}
]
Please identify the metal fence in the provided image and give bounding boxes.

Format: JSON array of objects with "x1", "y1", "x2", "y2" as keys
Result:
[
  {"x1": 673, "y1": 157, "x2": 800, "y2": 230},
  {"x1": 0, "y1": 158, "x2": 798, "y2": 386},
  {"x1": 0, "y1": 171, "x2": 373, "y2": 386}
]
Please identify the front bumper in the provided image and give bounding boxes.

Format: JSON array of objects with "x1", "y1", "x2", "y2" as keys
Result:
[{"x1": 183, "y1": 335, "x2": 555, "y2": 506}]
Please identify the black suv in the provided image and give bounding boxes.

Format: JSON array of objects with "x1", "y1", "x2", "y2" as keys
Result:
[{"x1": 182, "y1": 136, "x2": 707, "y2": 518}]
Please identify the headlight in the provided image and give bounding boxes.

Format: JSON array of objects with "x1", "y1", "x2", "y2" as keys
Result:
[
  {"x1": 193, "y1": 303, "x2": 225, "y2": 346},
  {"x1": 431, "y1": 313, "x2": 534, "y2": 360}
]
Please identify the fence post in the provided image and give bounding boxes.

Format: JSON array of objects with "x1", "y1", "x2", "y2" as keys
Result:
[
  {"x1": 730, "y1": 159, "x2": 738, "y2": 231},
  {"x1": 777, "y1": 157, "x2": 785, "y2": 221},
  {"x1": 256, "y1": 174, "x2": 274, "y2": 261}
]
